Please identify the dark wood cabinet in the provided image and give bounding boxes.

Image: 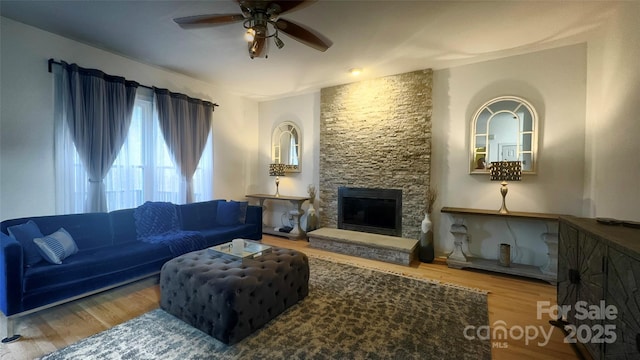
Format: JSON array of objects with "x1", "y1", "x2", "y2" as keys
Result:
[{"x1": 558, "y1": 216, "x2": 640, "y2": 360}]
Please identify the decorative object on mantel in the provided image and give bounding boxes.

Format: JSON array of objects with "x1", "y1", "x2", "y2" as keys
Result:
[
  {"x1": 268, "y1": 163, "x2": 286, "y2": 197},
  {"x1": 418, "y1": 188, "x2": 437, "y2": 263},
  {"x1": 490, "y1": 160, "x2": 521, "y2": 214},
  {"x1": 306, "y1": 184, "x2": 318, "y2": 232}
]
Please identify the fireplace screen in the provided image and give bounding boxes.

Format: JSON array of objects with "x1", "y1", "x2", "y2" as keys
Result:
[{"x1": 338, "y1": 187, "x2": 402, "y2": 237}]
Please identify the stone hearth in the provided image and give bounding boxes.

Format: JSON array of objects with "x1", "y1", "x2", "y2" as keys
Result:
[{"x1": 307, "y1": 227, "x2": 418, "y2": 266}]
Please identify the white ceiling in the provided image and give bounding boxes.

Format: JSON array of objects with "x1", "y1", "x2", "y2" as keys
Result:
[{"x1": 0, "y1": 0, "x2": 617, "y2": 100}]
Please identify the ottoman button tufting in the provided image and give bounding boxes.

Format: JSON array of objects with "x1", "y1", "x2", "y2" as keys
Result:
[{"x1": 159, "y1": 246, "x2": 309, "y2": 345}]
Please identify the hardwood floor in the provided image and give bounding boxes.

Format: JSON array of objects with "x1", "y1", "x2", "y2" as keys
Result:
[{"x1": 1, "y1": 235, "x2": 580, "y2": 359}]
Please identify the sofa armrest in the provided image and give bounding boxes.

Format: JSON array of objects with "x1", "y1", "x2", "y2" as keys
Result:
[
  {"x1": 245, "y1": 205, "x2": 263, "y2": 239},
  {"x1": 0, "y1": 232, "x2": 23, "y2": 316}
]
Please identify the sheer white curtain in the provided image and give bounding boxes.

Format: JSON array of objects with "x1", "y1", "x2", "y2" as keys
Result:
[{"x1": 55, "y1": 80, "x2": 213, "y2": 214}]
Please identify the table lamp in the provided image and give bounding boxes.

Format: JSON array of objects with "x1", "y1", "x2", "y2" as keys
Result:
[
  {"x1": 490, "y1": 161, "x2": 522, "y2": 214},
  {"x1": 269, "y1": 163, "x2": 286, "y2": 197}
]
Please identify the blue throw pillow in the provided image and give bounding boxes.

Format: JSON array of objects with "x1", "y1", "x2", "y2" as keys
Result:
[
  {"x1": 7, "y1": 220, "x2": 44, "y2": 266},
  {"x1": 33, "y1": 228, "x2": 78, "y2": 265},
  {"x1": 217, "y1": 201, "x2": 248, "y2": 226}
]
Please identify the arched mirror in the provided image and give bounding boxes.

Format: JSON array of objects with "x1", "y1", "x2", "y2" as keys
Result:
[
  {"x1": 470, "y1": 96, "x2": 538, "y2": 174},
  {"x1": 272, "y1": 121, "x2": 301, "y2": 173}
]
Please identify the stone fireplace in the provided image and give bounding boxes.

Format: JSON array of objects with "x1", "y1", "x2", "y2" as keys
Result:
[{"x1": 319, "y1": 69, "x2": 433, "y2": 240}]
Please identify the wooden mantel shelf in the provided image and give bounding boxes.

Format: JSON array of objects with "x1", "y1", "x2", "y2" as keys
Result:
[{"x1": 440, "y1": 206, "x2": 564, "y2": 221}]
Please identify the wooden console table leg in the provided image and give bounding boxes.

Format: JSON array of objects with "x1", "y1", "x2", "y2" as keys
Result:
[{"x1": 447, "y1": 218, "x2": 470, "y2": 267}]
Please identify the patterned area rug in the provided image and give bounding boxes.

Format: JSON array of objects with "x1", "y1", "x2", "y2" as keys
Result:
[{"x1": 41, "y1": 257, "x2": 491, "y2": 359}]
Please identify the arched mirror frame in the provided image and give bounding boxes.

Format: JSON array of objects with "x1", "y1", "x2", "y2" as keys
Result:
[
  {"x1": 272, "y1": 121, "x2": 301, "y2": 173},
  {"x1": 469, "y1": 96, "x2": 538, "y2": 174}
]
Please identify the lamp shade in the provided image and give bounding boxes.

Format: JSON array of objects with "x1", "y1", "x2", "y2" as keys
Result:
[
  {"x1": 269, "y1": 163, "x2": 286, "y2": 177},
  {"x1": 490, "y1": 161, "x2": 522, "y2": 181}
]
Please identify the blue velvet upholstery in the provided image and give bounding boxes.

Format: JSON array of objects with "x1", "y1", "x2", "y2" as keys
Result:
[
  {"x1": 179, "y1": 200, "x2": 221, "y2": 230},
  {"x1": 6, "y1": 220, "x2": 44, "y2": 266},
  {"x1": 2, "y1": 213, "x2": 113, "y2": 251},
  {"x1": 0, "y1": 200, "x2": 262, "y2": 324},
  {"x1": 0, "y1": 232, "x2": 22, "y2": 316},
  {"x1": 216, "y1": 200, "x2": 248, "y2": 226},
  {"x1": 109, "y1": 208, "x2": 137, "y2": 245}
]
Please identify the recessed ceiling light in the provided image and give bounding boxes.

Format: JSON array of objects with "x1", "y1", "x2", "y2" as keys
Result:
[{"x1": 349, "y1": 68, "x2": 363, "y2": 76}]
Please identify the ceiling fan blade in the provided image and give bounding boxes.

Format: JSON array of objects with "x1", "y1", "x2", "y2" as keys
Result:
[
  {"x1": 248, "y1": 37, "x2": 268, "y2": 58},
  {"x1": 174, "y1": 14, "x2": 245, "y2": 28},
  {"x1": 275, "y1": 19, "x2": 331, "y2": 52}
]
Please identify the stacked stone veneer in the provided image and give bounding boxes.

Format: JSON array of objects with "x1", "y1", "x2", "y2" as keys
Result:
[{"x1": 319, "y1": 69, "x2": 433, "y2": 240}]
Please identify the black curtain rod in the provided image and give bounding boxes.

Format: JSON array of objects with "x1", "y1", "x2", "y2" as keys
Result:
[{"x1": 48, "y1": 58, "x2": 219, "y2": 107}]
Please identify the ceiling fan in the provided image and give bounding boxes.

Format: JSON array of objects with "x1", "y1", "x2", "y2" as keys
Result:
[{"x1": 174, "y1": 0, "x2": 332, "y2": 59}]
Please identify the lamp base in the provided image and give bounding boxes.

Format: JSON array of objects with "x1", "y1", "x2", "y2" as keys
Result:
[
  {"x1": 498, "y1": 181, "x2": 509, "y2": 214},
  {"x1": 274, "y1": 177, "x2": 281, "y2": 197}
]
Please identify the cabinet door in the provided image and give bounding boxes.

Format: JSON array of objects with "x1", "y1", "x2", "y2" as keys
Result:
[
  {"x1": 558, "y1": 222, "x2": 579, "y2": 321},
  {"x1": 577, "y1": 234, "x2": 607, "y2": 359},
  {"x1": 605, "y1": 248, "x2": 640, "y2": 359}
]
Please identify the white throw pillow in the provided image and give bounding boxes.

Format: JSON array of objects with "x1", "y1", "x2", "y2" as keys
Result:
[{"x1": 33, "y1": 228, "x2": 78, "y2": 264}]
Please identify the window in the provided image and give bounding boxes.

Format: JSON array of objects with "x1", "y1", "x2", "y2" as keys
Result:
[{"x1": 55, "y1": 87, "x2": 213, "y2": 214}]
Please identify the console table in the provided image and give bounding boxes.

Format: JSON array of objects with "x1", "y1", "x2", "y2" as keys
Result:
[
  {"x1": 245, "y1": 194, "x2": 310, "y2": 240},
  {"x1": 440, "y1": 207, "x2": 564, "y2": 284}
]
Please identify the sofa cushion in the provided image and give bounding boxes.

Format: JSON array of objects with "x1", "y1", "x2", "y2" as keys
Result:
[
  {"x1": 33, "y1": 228, "x2": 78, "y2": 265},
  {"x1": 140, "y1": 231, "x2": 207, "y2": 257},
  {"x1": 216, "y1": 201, "x2": 248, "y2": 226},
  {"x1": 134, "y1": 202, "x2": 180, "y2": 238},
  {"x1": 109, "y1": 208, "x2": 137, "y2": 244},
  {"x1": 178, "y1": 200, "x2": 221, "y2": 231},
  {"x1": 237, "y1": 201, "x2": 248, "y2": 223},
  {"x1": 7, "y1": 220, "x2": 44, "y2": 266},
  {"x1": 22, "y1": 241, "x2": 173, "y2": 295},
  {"x1": 2, "y1": 213, "x2": 113, "y2": 251}
]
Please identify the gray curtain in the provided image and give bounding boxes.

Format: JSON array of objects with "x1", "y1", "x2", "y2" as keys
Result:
[
  {"x1": 61, "y1": 62, "x2": 138, "y2": 212},
  {"x1": 153, "y1": 88, "x2": 214, "y2": 203}
]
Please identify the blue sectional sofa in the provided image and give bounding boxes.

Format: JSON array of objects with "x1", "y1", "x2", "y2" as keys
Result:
[{"x1": 0, "y1": 199, "x2": 262, "y2": 342}]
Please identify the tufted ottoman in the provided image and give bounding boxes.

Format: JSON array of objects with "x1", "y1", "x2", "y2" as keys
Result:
[{"x1": 159, "y1": 246, "x2": 309, "y2": 344}]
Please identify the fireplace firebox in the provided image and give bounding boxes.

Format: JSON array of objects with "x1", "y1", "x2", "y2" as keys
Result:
[{"x1": 337, "y1": 187, "x2": 402, "y2": 237}]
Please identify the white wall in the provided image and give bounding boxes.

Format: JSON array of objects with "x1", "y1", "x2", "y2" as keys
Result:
[
  {"x1": 0, "y1": 17, "x2": 259, "y2": 220},
  {"x1": 256, "y1": 93, "x2": 320, "y2": 229},
  {"x1": 584, "y1": 2, "x2": 640, "y2": 220},
  {"x1": 431, "y1": 44, "x2": 587, "y2": 266}
]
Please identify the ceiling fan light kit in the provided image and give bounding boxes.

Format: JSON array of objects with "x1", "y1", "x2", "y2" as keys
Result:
[{"x1": 174, "y1": 0, "x2": 331, "y2": 59}]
